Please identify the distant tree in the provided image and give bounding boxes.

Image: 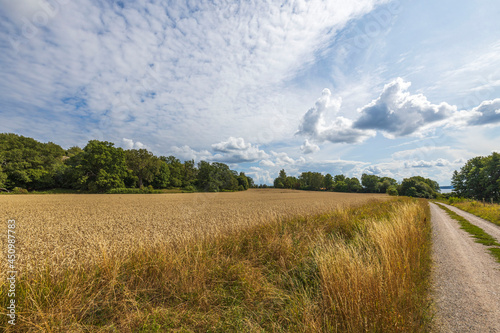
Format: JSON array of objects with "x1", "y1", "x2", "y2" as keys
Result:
[
  {"x1": 182, "y1": 160, "x2": 198, "y2": 187},
  {"x1": 361, "y1": 174, "x2": 380, "y2": 193},
  {"x1": 399, "y1": 176, "x2": 439, "y2": 199},
  {"x1": 0, "y1": 133, "x2": 65, "y2": 190},
  {"x1": 333, "y1": 180, "x2": 348, "y2": 192},
  {"x1": 299, "y1": 171, "x2": 324, "y2": 190},
  {"x1": 451, "y1": 152, "x2": 500, "y2": 201},
  {"x1": 324, "y1": 173, "x2": 334, "y2": 190},
  {"x1": 125, "y1": 149, "x2": 161, "y2": 188},
  {"x1": 378, "y1": 177, "x2": 398, "y2": 193},
  {"x1": 77, "y1": 140, "x2": 128, "y2": 192},
  {"x1": 274, "y1": 169, "x2": 287, "y2": 188},
  {"x1": 151, "y1": 160, "x2": 170, "y2": 188},
  {"x1": 237, "y1": 172, "x2": 249, "y2": 190},
  {"x1": 162, "y1": 156, "x2": 183, "y2": 187},
  {"x1": 346, "y1": 177, "x2": 363, "y2": 193},
  {"x1": 386, "y1": 185, "x2": 398, "y2": 196}
]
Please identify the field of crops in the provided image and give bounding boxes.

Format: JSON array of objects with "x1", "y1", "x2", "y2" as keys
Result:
[
  {"x1": 0, "y1": 189, "x2": 387, "y2": 279},
  {"x1": 1, "y1": 190, "x2": 433, "y2": 332}
]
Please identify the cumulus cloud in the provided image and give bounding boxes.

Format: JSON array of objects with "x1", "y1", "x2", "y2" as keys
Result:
[
  {"x1": 363, "y1": 165, "x2": 383, "y2": 175},
  {"x1": 212, "y1": 137, "x2": 251, "y2": 152},
  {"x1": 300, "y1": 139, "x2": 320, "y2": 154},
  {"x1": 297, "y1": 88, "x2": 375, "y2": 144},
  {"x1": 467, "y1": 98, "x2": 500, "y2": 125},
  {"x1": 404, "y1": 158, "x2": 451, "y2": 168},
  {"x1": 353, "y1": 78, "x2": 456, "y2": 137},
  {"x1": 211, "y1": 137, "x2": 268, "y2": 163},
  {"x1": 122, "y1": 138, "x2": 145, "y2": 149},
  {"x1": 170, "y1": 145, "x2": 212, "y2": 161},
  {"x1": 0, "y1": 0, "x2": 383, "y2": 150}
]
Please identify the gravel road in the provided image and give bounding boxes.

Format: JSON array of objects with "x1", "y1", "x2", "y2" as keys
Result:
[{"x1": 430, "y1": 202, "x2": 500, "y2": 332}]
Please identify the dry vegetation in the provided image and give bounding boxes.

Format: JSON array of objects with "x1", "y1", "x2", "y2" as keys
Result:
[
  {"x1": 0, "y1": 190, "x2": 431, "y2": 332},
  {"x1": 446, "y1": 198, "x2": 500, "y2": 227},
  {"x1": 0, "y1": 189, "x2": 386, "y2": 276}
]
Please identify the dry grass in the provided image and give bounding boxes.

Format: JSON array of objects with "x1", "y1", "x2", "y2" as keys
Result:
[
  {"x1": 0, "y1": 190, "x2": 431, "y2": 332},
  {"x1": 0, "y1": 189, "x2": 386, "y2": 278},
  {"x1": 447, "y1": 199, "x2": 500, "y2": 227}
]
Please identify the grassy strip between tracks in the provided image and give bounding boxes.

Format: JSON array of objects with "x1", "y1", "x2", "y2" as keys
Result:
[{"x1": 434, "y1": 202, "x2": 500, "y2": 264}]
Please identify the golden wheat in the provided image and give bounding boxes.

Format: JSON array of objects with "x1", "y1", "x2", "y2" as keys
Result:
[{"x1": 0, "y1": 189, "x2": 387, "y2": 280}]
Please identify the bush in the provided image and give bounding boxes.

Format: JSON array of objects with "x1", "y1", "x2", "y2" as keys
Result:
[
  {"x1": 12, "y1": 187, "x2": 29, "y2": 194},
  {"x1": 108, "y1": 187, "x2": 161, "y2": 194},
  {"x1": 183, "y1": 185, "x2": 197, "y2": 193},
  {"x1": 386, "y1": 186, "x2": 398, "y2": 196}
]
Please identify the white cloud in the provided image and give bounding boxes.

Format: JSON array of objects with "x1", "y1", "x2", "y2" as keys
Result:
[
  {"x1": 122, "y1": 138, "x2": 145, "y2": 149},
  {"x1": 467, "y1": 98, "x2": 500, "y2": 125},
  {"x1": 300, "y1": 139, "x2": 320, "y2": 154},
  {"x1": 353, "y1": 78, "x2": 456, "y2": 136},
  {"x1": 0, "y1": 0, "x2": 384, "y2": 150},
  {"x1": 211, "y1": 137, "x2": 269, "y2": 163},
  {"x1": 170, "y1": 145, "x2": 212, "y2": 161},
  {"x1": 259, "y1": 160, "x2": 276, "y2": 167},
  {"x1": 404, "y1": 158, "x2": 451, "y2": 168},
  {"x1": 297, "y1": 88, "x2": 375, "y2": 144}
]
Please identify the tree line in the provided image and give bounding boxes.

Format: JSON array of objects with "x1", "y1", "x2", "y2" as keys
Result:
[
  {"x1": 273, "y1": 169, "x2": 441, "y2": 198},
  {"x1": 0, "y1": 133, "x2": 253, "y2": 193},
  {"x1": 451, "y1": 152, "x2": 500, "y2": 202}
]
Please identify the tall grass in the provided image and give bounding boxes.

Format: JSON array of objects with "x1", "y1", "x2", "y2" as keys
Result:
[
  {"x1": 317, "y1": 200, "x2": 431, "y2": 332},
  {"x1": 446, "y1": 198, "x2": 500, "y2": 227},
  {"x1": 0, "y1": 197, "x2": 431, "y2": 332}
]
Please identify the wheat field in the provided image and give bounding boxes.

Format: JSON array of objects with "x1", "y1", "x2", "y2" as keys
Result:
[{"x1": 0, "y1": 189, "x2": 387, "y2": 279}]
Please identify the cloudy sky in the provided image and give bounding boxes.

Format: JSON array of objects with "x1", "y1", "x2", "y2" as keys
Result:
[{"x1": 1, "y1": 0, "x2": 500, "y2": 185}]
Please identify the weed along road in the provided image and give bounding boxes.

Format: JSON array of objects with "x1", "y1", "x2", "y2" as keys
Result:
[{"x1": 430, "y1": 202, "x2": 500, "y2": 332}]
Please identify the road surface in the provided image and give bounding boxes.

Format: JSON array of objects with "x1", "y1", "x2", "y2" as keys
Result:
[{"x1": 430, "y1": 202, "x2": 500, "y2": 332}]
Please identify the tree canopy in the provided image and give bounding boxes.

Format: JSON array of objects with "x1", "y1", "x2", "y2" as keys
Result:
[
  {"x1": 0, "y1": 133, "x2": 253, "y2": 193},
  {"x1": 451, "y1": 152, "x2": 500, "y2": 201}
]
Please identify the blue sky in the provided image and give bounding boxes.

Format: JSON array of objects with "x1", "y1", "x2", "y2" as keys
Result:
[{"x1": 1, "y1": 0, "x2": 500, "y2": 185}]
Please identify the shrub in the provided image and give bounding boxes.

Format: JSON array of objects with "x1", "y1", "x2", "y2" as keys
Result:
[
  {"x1": 12, "y1": 187, "x2": 29, "y2": 194},
  {"x1": 386, "y1": 185, "x2": 398, "y2": 196}
]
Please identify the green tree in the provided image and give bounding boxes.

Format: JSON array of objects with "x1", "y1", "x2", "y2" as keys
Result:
[
  {"x1": 0, "y1": 133, "x2": 65, "y2": 190},
  {"x1": 399, "y1": 176, "x2": 439, "y2": 199},
  {"x1": 163, "y1": 156, "x2": 183, "y2": 187},
  {"x1": 346, "y1": 177, "x2": 363, "y2": 192},
  {"x1": 182, "y1": 160, "x2": 198, "y2": 187},
  {"x1": 77, "y1": 140, "x2": 128, "y2": 192},
  {"x1": 274, "y1": 169, "x2": 287, "y2": 188},
  {"x1": 386, "y1": 185, "x2": 398, "y2": 196},
  {"x1": 151, "y1": 161, "x2": 170, "y2": 188},
  {"x1": 237, "y1": 172, "x2": 249, "y2": 190},
  {"x1": 324, "y1": 173, "x2": 334, "y2": 190},
  {"x1": 125, "y1": 149, "x2": 161, "y2": 188},
  {"x1": 361, "y1": 174, "x2": 380, "y2": 193}
]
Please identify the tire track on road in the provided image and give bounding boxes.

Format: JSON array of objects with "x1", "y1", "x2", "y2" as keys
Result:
[{"x1": 430, "y1": 202, "x2": 500, "y2": 333}]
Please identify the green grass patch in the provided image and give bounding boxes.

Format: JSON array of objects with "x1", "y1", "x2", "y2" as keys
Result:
[{"x1": 434, "y1": 202, "x2": 500, "y2": 263}]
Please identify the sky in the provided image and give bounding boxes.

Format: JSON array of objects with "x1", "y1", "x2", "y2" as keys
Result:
[{"x1": 1, "y1": 0, "x2": 500, "y2": 186}]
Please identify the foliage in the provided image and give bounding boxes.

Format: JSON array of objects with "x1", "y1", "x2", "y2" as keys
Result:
[
  {"x1": 272, "y1": 170, "x2": 402, "y2": 195},
  {"x1": 451, "y1": 152, "x2": 500, "y2": 201},
  {"x1": 398, "y1": 176, "x2": 440, "y2": 199},
  {"x1": 386, "y1": 185, "x2": 399, "y2": 196},
  {"x1": 0, "y1": 133, "x2": 253, "y2": 193},
  {"x1": 0, "y1": 133, "x2": 65, "y2": 190}
]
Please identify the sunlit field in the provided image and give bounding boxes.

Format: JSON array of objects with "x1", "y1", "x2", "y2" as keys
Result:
[
  {"x1": 0, "y1": 189, "x2": 386, "y2": 277},
  {"x1": 0, "y1": 190, "x2": 431, "y2": 332}
]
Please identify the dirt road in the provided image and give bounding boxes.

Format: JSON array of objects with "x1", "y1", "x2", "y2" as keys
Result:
[{"x1": 430, "y1": 202, "x2": 500, "y2": 332}]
